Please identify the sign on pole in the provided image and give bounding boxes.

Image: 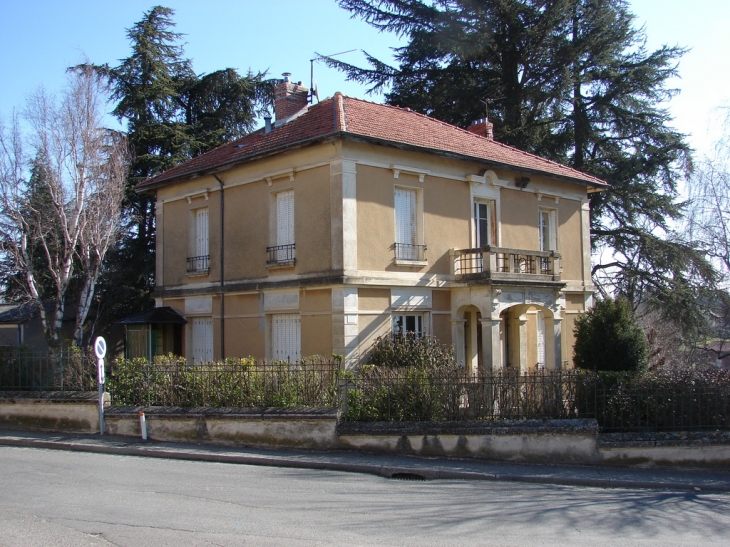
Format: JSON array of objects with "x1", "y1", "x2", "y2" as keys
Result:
[{"x1": 94, "y1": 336, "x2": 107, "y2": 435}]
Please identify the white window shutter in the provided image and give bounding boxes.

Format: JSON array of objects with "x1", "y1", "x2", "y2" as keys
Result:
[
  {"x1": 192, "y1": 317, "x2": 213, "y2": 364},
  {"x1": 272, "y1": 314, "x2": 300, "y2": 362},
  {"x1": 277, "y1": 191, "x2": 294, "y2": 246},
  {"x1": 196, "y1": 208, "x2": 209, "y2": 257},
  {"x1": 395, "y1": 188, "x2": 417, "y2": 259}
]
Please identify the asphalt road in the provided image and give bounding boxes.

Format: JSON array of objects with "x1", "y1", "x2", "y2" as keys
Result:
[{"x1": 1, "y1": 445, "x2": 729, "y2": 547}]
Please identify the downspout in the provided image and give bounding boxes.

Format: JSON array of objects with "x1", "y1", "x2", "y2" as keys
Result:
[{"x1": 212, "y1": 173, "x2": 226, "y2": 360}]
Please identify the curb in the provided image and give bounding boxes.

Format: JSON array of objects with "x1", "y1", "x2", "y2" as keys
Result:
[{"x1": 1, "y1": 435, "x2": 728, "y2": 492}]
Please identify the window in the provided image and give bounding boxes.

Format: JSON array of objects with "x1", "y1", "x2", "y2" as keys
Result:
[
  {"x1": 268, "y1": 190, "x2": 295, "y2": 265},
  {"x1": 394, "y1": 187, "x2": 425, "y2": 261},
  {"x1": 474, "y1": 199, "x2": 496, "y2": 247},
  {"x1": 188, "y1": 207, "x2": 209, "y2": 274},
  {"x1": 539, "y1": 208, "x2": 557, "y2": 251},
  {"x1": 192, "y1": 317, "x2": 213, "y2": 364},
  {"x1": 272, "y1": 314, "x2": 301, "y2": 361},
  {"x1": 392, "y1": 314, "x2": 423, "y2": 336},
  {"x1": 538, "y1": 208, "x2": 557, "y2": 274}
]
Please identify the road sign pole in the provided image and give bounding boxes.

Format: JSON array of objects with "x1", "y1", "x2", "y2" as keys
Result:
[{"x1": 94, "y1": 337, "x2": 107, "y2": 436}]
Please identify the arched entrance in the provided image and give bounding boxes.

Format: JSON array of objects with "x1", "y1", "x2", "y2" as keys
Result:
[{"x1": 499, "y1": 304, "x2": 559, "y2": 372}]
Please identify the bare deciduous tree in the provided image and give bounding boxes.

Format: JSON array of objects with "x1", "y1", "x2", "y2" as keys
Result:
[
  {"x1": 685, "y1": 114, "x2": 730, "y2": 364},
  {"x1": 0, "y1": 68, "x2": 128, "y2": 347}
]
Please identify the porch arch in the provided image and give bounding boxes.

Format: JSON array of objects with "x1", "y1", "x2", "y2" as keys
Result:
[{"x1": 498, "y1": 303, "x2": 562, "y2": 372}]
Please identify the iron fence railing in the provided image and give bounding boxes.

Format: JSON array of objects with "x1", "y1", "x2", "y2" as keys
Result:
[
  {"x1": 107, "y1": 358, "x2": 341, "y2": 408},
  {"x1": 593, "y1": 387, "x2": 730, "y2": 432},
  {"x1": 2, "y1": 347, "x2": 729, "y2": 432},
  {"x1": 341, "y1": 369, "x2": 593, "y2": 422},
  {"x1": 0, "y1": 348, "x2": 97, "y2": 391}
]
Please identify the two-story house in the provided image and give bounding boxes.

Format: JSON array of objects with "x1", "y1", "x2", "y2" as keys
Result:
[{"x1": 133, "y1": 74, "x2": 606, "y2": 371}]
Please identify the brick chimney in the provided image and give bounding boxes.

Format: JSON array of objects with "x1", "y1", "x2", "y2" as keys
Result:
[
  {"x1": 274, "y1": 73, "x2": 309, "y2": 123},
  {"x1": 468, "y1": 117, "x2": 494, "y2": 140}
]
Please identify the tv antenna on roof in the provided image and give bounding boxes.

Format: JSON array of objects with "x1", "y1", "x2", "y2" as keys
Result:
[
  {"x1": 310, "y1": 49, "x2": 357, "y2": 104},
  {"x1": 480, "y1": 96, "x2": 502, "y2": 123}
]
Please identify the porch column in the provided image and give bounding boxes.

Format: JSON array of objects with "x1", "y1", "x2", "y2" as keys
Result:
[
  {"x1": 518, "y1": 315, "x2": 528, "y2": 373},
  {"x1": 452, "y1": 319, "x2": 466, "y2": 367},
  {"x1": 481, "y1": 319, "x2": 502, "y2": 372},
  {"x1": 553, "y1": 317, "x2": 563, "y2": 370}
]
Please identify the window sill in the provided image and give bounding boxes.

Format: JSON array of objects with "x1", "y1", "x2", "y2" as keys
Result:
[
  {"x1": 187, "y1": 269, "x2": 210, "y2": 277},
  {"x1": 394, "y1": 259, "x2": 428, "y2": 267},
  {"x1": 267, "y1": 260, "x2": 296, "y2": 270}
]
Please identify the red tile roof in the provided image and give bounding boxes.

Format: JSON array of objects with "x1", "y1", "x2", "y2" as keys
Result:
[{"x1": 137, "y1": 93, "x2": 607, "y2": 190}]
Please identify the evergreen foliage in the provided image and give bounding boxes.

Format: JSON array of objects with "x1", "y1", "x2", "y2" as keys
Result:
[
  {"x1": 329, "y1": 0, "x2": 716, "y2": 326},
  {"x1": 573, "y1": 297, "x2": 648, "y2": 372},
  {"x1": 368, "y1": 333, "x2": 458, "y2": 370},
  {"x1": 86, "y1": 6, "x2": 270, "y2": 328}
]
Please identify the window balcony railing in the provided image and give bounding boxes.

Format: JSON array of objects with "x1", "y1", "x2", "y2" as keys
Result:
[
  {"x1": 267, "y1": 243, "x2": 296, "y2": 266},
  {"x1": 187, "y1": 254, "x2": 210, "y2": 274},
  {"x1": 394, "y1": 243, "x2": 427, "y2": 262},
  {"x1": 450, "y1": 245, "x2": 562, "y2": 283}
]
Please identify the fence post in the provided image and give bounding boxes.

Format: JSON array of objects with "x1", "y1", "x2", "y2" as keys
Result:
[{"x1": 338, "y1": 377, "x2": 350, "y2": 414}]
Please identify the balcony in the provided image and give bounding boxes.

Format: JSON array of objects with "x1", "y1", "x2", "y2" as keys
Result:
[
  {"x1": 267, "y1": 243, "x2": 296, "y2": 266},
  {"x1": 187, "y1": 255, "x2": 210, "y2": 275},
  {"x1": 394, "y1": 243, "x2": 427, "y2": 266},
  {"x1": 451, "y1": 245, "x2": 562, "y2": 284}
]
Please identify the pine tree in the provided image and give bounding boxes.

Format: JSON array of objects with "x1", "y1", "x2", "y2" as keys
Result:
[
  {"x1": 330, "y1": 0, "x2": 716, "y2": 326},
  {"x1": 573, "y1": 297, "x2": 648, "y2": 372},
  {"x1": 85, "y1": 6, "x2": 268, "y2": 328}
]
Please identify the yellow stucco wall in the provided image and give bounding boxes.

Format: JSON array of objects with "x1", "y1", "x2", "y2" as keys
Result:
[
  {"x1": 500, "y1": 190, "x2": 540, "y2": 250},
  {"x1": 355, "y1": 164, "x2": 471, "y2": 274},
  {"x1": 358, "y1": 288, "x2": 390, "y2": 311},
  {"x1": 301, "y1": 314, "x2": 333, "y2": 357},
  {"x1": 557, "y1": 199, "x2": 583, "y2": 280}
]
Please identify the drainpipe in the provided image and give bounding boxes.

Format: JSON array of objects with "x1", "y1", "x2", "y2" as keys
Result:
[{"x1": 212, "y1": 173, "x2": 226, "y2": 360}]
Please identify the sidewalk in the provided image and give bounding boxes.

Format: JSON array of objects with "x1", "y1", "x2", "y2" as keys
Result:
[{"x1": 2, "y1": 429, "x2": 729, "y2": 492}]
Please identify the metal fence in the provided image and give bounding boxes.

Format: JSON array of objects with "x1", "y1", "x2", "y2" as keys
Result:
[
  {"x1": 107, "y1": 358, "x2": 341, "y2": 408},
  {"x1": 2, "y1": 348, "x2": 729, "y2": 432},
  {"x1": 341, "y1": 369, "x2": 730, "y2": 431},
  {"x1": 341, "y1": 369, "x2": 593, "y2": 422},
  {"x1": 0, "y1": 347, "x2": 97, "y2": 391},
  {"x1": 594, "y1": 387, "x2": 730, "y2": 432}
]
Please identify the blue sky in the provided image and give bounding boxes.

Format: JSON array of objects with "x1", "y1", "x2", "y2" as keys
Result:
[{"x1": 1, "y1": 0, "x2": 728, "y2": 157}]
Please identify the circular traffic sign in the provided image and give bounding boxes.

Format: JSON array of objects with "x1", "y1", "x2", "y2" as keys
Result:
[{"x1": 94, "y1": 336, "x2": 107, "y2": 359}]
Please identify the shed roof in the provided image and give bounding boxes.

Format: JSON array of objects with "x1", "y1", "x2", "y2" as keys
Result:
[{"x1": 118, "y1": 307, "x2": 187, "y2": 325}]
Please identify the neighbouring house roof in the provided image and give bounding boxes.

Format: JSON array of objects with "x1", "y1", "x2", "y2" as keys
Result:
[
  {"x1": 136, "y1": 93, "x2": 608, "y2": 191},
  {"x1": 118, "y1": 307, "x2": 188, "y2": 325},
  {"x1": 0, "y1": 302, "x2": 37, "y2": 324}
]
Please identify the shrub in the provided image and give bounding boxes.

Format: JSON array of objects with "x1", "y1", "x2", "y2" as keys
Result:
[
  {"x1": 368, "y1": 333, "x2": 457, "y2": 371},
  {"x1": 107, "y1": 355, "x2": 341, "y2": 407},
  {"x1": 573, "y1": 297, "x2": 648, "y2": 372}
]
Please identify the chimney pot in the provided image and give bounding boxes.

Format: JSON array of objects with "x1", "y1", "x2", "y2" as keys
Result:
[
  {"x1": 468, "y1": 118, "x2": 494, "y2": 140},
  {"x1": 273, "y1": 74, "x2": 309, "y2": 123}
]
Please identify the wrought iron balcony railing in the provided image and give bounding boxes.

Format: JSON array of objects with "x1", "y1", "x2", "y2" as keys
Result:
[
  {"x1": 187, "y1": 254, "x2": 210, "y2": 274},
  {"x1": 267, "y1": 243, "x2": 296, "y2": 266},
  {"x1": 451, "y1": 245, "x2": 562, "y2": 283},
  {"x1": 394, "y1": 243, "x2": 427, "y2": 262}
]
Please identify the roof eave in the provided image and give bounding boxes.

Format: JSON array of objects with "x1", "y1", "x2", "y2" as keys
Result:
[
  {"x1": 134, "y1": 132, "x2": 342, "y2": 193},
  {"x1": 339, "y1": 133, "x2": 608, "y2": 189},
  {"x1": 135, "y1": 130, "x2": 607, "y2": 192}
]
